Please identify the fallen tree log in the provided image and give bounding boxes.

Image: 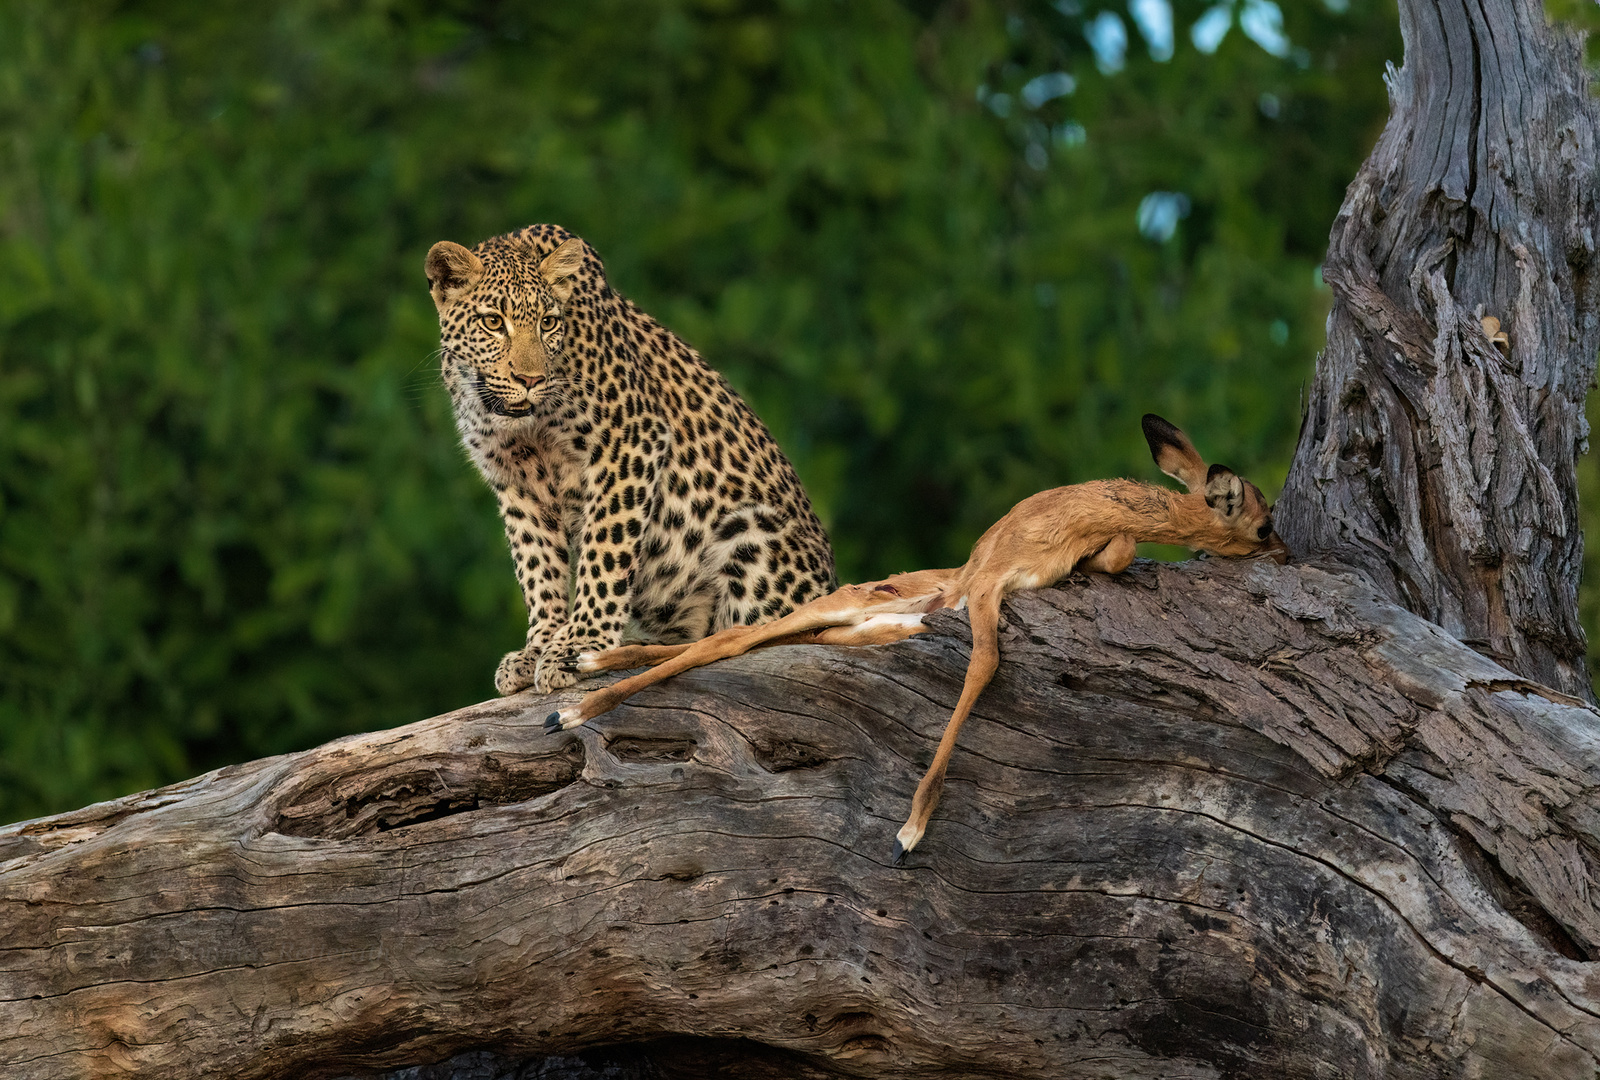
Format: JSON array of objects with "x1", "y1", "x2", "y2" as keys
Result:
[{"x1": 5, "y1": 557, "x2": 1600, "y2": 1078}]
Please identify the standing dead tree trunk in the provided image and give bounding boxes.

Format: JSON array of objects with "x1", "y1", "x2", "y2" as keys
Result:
[
  {"x1": 1276, "y1": 0, "x2": 1600, "y2": 700},
  {"x1": 4, "y1": 0, "x2": 1600, "y2": 1077}
]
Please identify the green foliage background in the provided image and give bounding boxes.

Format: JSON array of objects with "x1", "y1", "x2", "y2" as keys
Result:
[{"x1": 0, "y1": 0, "x2": 1425, "y2": 821}]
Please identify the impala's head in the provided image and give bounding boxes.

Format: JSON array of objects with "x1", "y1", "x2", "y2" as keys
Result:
[
  {"x1": 425, "y1": 230, "x2": 592, "y2": 419},
  {"x1": 1141, "y1": 413, "x2": 1285, "y2": 560}
]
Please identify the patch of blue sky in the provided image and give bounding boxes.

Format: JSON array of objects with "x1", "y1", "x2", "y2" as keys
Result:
[
  {"x1": 1021, "y1": 71, "x2": 1078, "y2": 108},
  {"x1": 1084, "y1": 11, "x2": 1129, "y2": 74},
  {"x1": 1128, "y1": 0, "x2": 1175, "y2": 62},
  {"x1": 1190, "y1": 0, "x2": 1292, "y2": 58},
  {"x1": 1137, "y1": 191, "x2": 1191, "y2": 242},
  {"x1": 1190, "y1": 4, "x2": 1232, "y2": 53},
  {"x1": 1240, "y1": 0, "x2": 1291, "y2": 57}
]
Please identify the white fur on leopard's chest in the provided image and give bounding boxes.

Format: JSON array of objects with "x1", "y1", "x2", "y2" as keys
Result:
[{"x1": 460, "y1": 412, "x2": 582, "y2": 496}]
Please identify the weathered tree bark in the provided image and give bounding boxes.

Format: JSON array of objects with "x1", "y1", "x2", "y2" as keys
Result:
[
  {"x1": 5, "y1": 0, "x2": 1600, "y2": 1077},
  {"x1": 5, "y1": 559, "x2": 1600, "y2": 1079},
  {"x1": 1275, "y1": 0, "x2": 1600, "y2": 700}
]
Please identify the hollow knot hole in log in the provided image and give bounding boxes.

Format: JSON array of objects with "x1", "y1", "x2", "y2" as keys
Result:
[{"x1": 273, "y1": 741, "x2": 587, "y2": 840}]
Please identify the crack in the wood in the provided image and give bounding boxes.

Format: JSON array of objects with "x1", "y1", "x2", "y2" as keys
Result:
[
  {"x1": 270, "y1": 746, "x2": 585, "y2": 839},
  {"x1": 1461, "y1": 0, "x2": 1482, "y2": 255},
  {"x1": 12, "y1": 794, "x2": 188, "y2": 839},
  {"x1": 1112, "y1": 801, "x2": 1600, "y2": 1039},
  {"x1": 1371, "y1": 770, "x2": 1591, "y2": 961},
  {"x1": 0, "y1": 948, "x2": 395, "y2": 1005},
  {"x1": 1466, "y1": 677, "x2": 1590, "y2": 709},
  {"x1": 0, "y1": 1041, "x2": 132, "y2": 1069}
]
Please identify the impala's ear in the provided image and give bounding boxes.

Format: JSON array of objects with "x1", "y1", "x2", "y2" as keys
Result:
[
  {"x1": 538, "y1": 237, "x2": 587, "y2": 304},
  {"x1": 1142, "y1": 414, "x2": 1207, "y2": 492},
  {"x1": 425, "y1": 241, "x2": 484, "y2": 313},
  {"x1": 1204, "y1": 463, "x2": 1247, "y2": 519}
]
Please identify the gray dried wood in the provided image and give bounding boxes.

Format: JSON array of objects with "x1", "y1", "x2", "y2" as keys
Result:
[
  {"x1": 4, "y1": 560, "x2": 1600, "y2": 1078},
  {"x1": 1276, "y1": 0, "x2": 1600, "y2": 700}
]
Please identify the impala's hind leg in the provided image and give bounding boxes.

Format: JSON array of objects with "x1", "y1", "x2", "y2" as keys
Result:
[
  {"x1": 545, "y1": 591, "x2": 877, "y2": 731},
  {"x1": 893, "y1": 586, "x2": 1005, "y2": 863},
  {"x1": 555, "y1": 610, "x2": 927, "y2": 678},
  {"x1": 547, "y1": 572, "x2": 955, "y2": 734},
  {"x1": 545, "y1": 622, "x2": 766, "y2": 731},
  {"x1": 561, "y1": 643, "x2": 692, "y2": 674},
  {"x1": 710, "y1": 615, "x2": 927, "y2": 651},
  {"x1": 810, "y1": 612, "x2": 929, "y2": 646}
]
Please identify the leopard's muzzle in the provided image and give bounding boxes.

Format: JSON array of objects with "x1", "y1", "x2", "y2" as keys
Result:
[{"x1": 471, "y1": 372, "x2": 534, "y2": 418}]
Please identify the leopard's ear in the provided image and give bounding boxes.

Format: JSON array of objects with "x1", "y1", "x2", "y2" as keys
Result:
[
  {"x1": 538, "y1": 237, "x2": 587, "y2": 304},
  {"x1": 425, "y1": 241, "x2": 484, "y2": 313}
]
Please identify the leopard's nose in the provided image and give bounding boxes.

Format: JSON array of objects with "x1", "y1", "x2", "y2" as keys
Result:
[{"x1": 511, "y1": 372, "x2": 543, "y2": 389}]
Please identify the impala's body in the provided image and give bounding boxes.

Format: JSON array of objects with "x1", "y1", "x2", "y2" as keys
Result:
[
  {"x1": 953, "y1": 475, "x2": 1270, "y2": 595},
  {"x1": 548, "y1": 415, "x2": 1284, "y2": 861}
]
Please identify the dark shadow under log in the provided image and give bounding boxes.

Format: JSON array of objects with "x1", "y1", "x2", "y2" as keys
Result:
[{"x1": 6, "y1": 558, "x2": 1600, "y2": 1079}]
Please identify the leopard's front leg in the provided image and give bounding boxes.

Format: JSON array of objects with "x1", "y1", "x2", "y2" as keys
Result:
[
  {"x1": 531, "y1": 425, "x2": 665, "y2": 691},
  {"x1": 494, "y1": 487, "x2": 574, "y2": 696}
]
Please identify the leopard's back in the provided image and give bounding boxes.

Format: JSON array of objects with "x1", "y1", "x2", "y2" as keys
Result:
[{"x1": 603, "y1": 295, "x2": 829, "y2": 636}]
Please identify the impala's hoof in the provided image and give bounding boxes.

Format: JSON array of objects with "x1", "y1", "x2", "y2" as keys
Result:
[
  {"x1": 544, "y1": 708, "x2": 584, "y2": 733},
  {"x1": 892, "y1": 822, "x2": 922, "y2": 864},
  {"x1": 556, "y1": 652, "x2": 581, "y2": 673}
]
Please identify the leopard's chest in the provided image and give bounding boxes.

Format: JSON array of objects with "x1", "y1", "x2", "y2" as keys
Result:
[{"x1": 466, "y1": 416, "x2": 584, "y2": 504}]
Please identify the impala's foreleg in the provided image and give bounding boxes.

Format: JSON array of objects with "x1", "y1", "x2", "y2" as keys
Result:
[
  {"x1": 1081, "y1": 533, "x2": 1136, "y2": 575},
  {"x1": 893, "y1": 584, "x2": 1005, "y2": 863}
]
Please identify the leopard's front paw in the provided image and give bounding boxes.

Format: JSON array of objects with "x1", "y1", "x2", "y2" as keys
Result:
[
  {"x1": 494, "y1": 649, "x2": 542, "y2": 696},
  {"x1": 531, "y1": 654, "x2": 579, "y2": 693},
  {"x1": 495, "y1": 647, "x2": 583, "y2": 695},
  {"x1": 530, "y1": 625, "x2": 615, "y2": 692}
]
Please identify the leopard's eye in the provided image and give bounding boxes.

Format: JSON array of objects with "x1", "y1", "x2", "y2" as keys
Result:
[
  {"x1": 481, "y1": 313, "x2": 505, "y2": 332},
  {"x1": 540, "y1": 314, "x2": 558, "y2": 333}
]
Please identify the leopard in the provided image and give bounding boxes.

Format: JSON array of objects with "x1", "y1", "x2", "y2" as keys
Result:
[{"x1": 425, "y1": 224, "x2": 836, "y2": 695}]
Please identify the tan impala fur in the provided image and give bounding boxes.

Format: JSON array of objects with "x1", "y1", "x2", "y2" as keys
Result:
[{"x1": 546, "y1": 415, "x2": 1284, "y2": 862}]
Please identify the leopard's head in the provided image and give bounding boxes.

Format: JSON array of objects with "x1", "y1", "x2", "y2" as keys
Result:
[{"x1": 425, "y1": 235, "x2": 587, "y2": 420}]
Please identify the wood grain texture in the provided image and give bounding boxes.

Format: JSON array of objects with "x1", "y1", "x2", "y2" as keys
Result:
[
  {"x1": 5, "y1": 559, "x2": 1600, "y2": 1079},
  {"x1": 1276, "y1": 0, "x2": 1600, "y2": 699}
]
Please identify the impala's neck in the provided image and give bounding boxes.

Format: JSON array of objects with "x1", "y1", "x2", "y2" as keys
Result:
[{"x1": 1119, "y1": 485, "x2": 1233, "y2": 551}]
